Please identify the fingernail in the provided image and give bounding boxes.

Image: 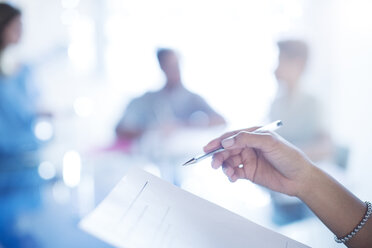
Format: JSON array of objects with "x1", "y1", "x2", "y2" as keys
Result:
[
  {"x1": 230, "y1": 175, "x2": 237, "y2": 182},
  {"x1": 225, "y1": 167, "x2": 233, "y2": 177},
  {"x1": 212, "y1": 159, "x2": 221, "y2": 169},
  {"x1": 222, "y1": 137, "x2": 234, "y2": 148}
]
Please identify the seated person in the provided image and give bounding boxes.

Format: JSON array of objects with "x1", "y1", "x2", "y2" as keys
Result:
[
  {"x1": 0, "y1": 4, "x2": 44, "y2": 247},
  {"x1": 116, "y1": 48, "x2": 226, "y2": 142},
  {"x1": 269, "y1": 39, "x2": 334, "y2": 225},
  {"x1": 270, "y1": 39, "x2": 333, "y2": 162}
]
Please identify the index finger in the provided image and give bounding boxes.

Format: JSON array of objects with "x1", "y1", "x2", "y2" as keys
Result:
[
  {"x1": 211, "y1": 148, "x2": 242, "y2": 169},
  {"x1": 203, "y1": 127, "x2": 259, "y2": 153}
]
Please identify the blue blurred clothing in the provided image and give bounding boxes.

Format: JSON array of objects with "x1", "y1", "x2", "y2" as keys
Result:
[
  {"x1": 0, "y1": 65, "x2": 39, "y2": 155},
  {"x1": 117, "y1": 85, "x2": 220, "y2": 131},
  {"x1": 0, "y1": 155, "x2": 42, "y2": 248},
  {"x1": 0, "y1": 65, "x2": 42, "y2": 247},
  {"x1": 269, "y1": 90, "x2": 322, "y2": 225},
  {"x1": 269, "y1": 91, "x2": 325, "y2": 147}
]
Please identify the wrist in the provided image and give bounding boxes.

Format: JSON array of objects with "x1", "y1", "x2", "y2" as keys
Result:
[{"x1": 295, "y1": 161, "x2": 322, "y2": 200}]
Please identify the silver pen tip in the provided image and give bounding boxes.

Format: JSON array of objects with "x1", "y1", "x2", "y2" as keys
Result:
[{"x1": 182, "y1": 158, "x2": 196, "y2": 166}]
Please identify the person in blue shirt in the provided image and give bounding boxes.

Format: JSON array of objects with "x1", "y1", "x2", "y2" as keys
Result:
[
  {"x1": 116, "y1": 48, "x2": 226, "y2": 142},
  {"x1": 0, "y1": 66, "x2": 40, "y2": 154},
  {"x1": 0, "y1": 2, "x2": 40, "y2": 155},
  {"x1": 0, "y1": 3, "x2": 43, "y2": 247}
]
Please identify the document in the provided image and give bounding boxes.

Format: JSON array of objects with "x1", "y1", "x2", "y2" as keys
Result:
[{"x1": 80, "y1": 168, "x2": 310, "y2": 248}]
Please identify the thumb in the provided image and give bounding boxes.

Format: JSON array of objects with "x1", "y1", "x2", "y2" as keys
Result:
[{"x1": 221, "y1": 131, "x2": 277, "y2": 153}]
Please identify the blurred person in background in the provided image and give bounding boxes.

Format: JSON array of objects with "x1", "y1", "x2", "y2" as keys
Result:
[
  {"x1": 115, "y1": 48, "x2": 225, "y2": 184},
  {"x1": 0, "y1": 3, "x2": 45, "y2": 247},
  {"x1": 116, "y1": 48, "x2": 226, "y2": 142},
  {"x1": 270, "y1": 39, "x2": 333, "y2": 162},
  {"x1": 0, "y1": 2, "x2": 43, "y2": 154},
  {"x1": 268, "y1": 39, "x2": 334, "y2": 225}
]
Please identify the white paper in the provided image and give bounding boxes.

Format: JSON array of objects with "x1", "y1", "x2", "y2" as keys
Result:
[{"x1": 80, "y1": 168, "x2": 310, "y2": 248}]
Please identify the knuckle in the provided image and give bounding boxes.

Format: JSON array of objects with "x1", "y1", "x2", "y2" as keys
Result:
[
  {"x1": 237, "y1": 131, "x2": 249, "y2": 141},
  {"x1": 236, "y1": 131, "x2": 251, "y2": 147},
  {"x1": 263, "y1": 132, "x2": 279, "y2": 149}
]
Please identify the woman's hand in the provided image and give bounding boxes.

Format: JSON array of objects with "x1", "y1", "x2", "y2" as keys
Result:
[
  {"x1": 205, "y1": 127, "x2": 372, "y2": 247},
  {"x1": 204, "y1": 127, "x2": 315, "y2": 197}
]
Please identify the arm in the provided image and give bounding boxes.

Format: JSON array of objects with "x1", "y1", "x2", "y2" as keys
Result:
[
  {"x1": 207, "y1": 113, "x2": 226, "y2": 127},
  {"x1": 187, "y1": 112, "x2": 226, "y2": 128},
  {"x1": 115, "y1": 124, "x2": 144, "y2": 140},
  {"x1": 189, "y1": 95, "x2": 226, "y2": 127},
  {"x1": 299, "y1": 166, "x2": 371, "y2": 247},
  {"x1": 204, "y1": 129, "x2": 372, "y2": 247},
  {"x1": 115, "y1": 99, "x2": 146, "y2": 141}
]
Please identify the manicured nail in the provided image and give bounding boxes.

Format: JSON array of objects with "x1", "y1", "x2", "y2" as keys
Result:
[
  {"x1": 212, "y1": 158, "x2": 221, "y2": 169},
  {"x1": 230, "y1": 175, "x2": 237, "y2": 182},
  {"x1": 226, "y1": 167, "x2": 233, "y2": 177},
  {"x1": 222, "y1": 137, "x2": 234, "y2": 148}
]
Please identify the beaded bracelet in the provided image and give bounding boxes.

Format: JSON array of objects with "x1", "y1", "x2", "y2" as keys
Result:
[{"x1": 335, "y1": 201, "x2": 372, "y2": 243}]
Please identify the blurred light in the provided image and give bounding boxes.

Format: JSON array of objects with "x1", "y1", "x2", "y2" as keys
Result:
[
  {"x1": 67, "y1": 18, "x2": 96, "y2": 71},
  {"x1": 52, "y1": 181, "x2": 71, "y2": 204},
  {"x1": 61, "y1": 9, "x2": 79, "y2": 26},
  {"x1": 340, "y1": 1, "x2": 372, "y2": 31},
  {"x1": 63, "y1": 150, "x2": 81, "y2": 188},
  {"x1": 73, "y1": 97, "x2": 94, "y2": 117},
  {"x1": 68, "y1": 42, "x2": 94, "y2": 71},
  {"x1": 61, "y1": 0, "x2": 80, "y2": 9},
  {"x1": 38, "y1": 161, "x2": 56, "y2": 180},
  {"x1": 78, "y1": 175, "x2": 95, "y2": 217},
  {"x1": 34, "y1": 120, "x2": 54, "y2": 141},
  {"x1": 285, "y1": 0, "x2": 303, "y2": 19}
]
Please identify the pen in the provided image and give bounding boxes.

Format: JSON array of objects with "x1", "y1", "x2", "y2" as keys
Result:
[{"x1": 182, "y1": 120, "x2": 283, "y2": 166}]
